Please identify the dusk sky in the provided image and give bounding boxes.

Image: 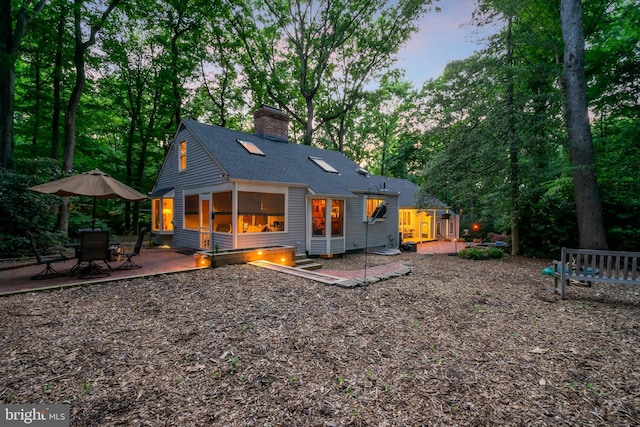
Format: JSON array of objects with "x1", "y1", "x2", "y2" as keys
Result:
[{"x1": 395, "y1": 0, "x2": 500, "y2": 87}]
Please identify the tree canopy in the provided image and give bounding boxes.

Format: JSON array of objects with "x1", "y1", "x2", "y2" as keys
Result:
[{"x1": 0, "y1": 0, "x2": 637, "y2": 257}]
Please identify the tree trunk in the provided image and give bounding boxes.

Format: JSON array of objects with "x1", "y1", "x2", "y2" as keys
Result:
[
  {"x1": 337, "y1": 116, "x2": 346, "y2": 153},
  {"x1": 304, "y1": 97, "x2": 314, "y2": 145},
  {"x1": 31, "y1": 52, "x2": 42, "y2": 155},
  {"x1": 505, "y1": 16, "x2": 520, "y2": 256},
  {"x1": 170, "y1": 31, "x2": 182, "y2": 127},
  {"x1": 0, "y1": 0, "x2": 46, "y2": 169},
  {"x1": 51, "y1": 2, "x2": 66, "y2": 160},
  {"x1": 0, "y1": 63, "x2": 16, "y2": 170},
  {"x1": 58, "y1": 0, "x2": 122, "y2": 233},
  {"x1": 561, "y1": 0, "x2": 608, "y2": 249}
]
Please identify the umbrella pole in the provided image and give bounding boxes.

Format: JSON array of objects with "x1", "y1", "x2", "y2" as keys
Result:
[{"x1": 92, "y1": 197, "x2": 97, "y2": 230}]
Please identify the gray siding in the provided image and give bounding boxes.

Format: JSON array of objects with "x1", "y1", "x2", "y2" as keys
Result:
[
  {"x1": 330, "y1": 238, "x2": 345, "y2": 254},
  {"x1": 212, "y1": 232, "x2": 233, "y2": 250},
  {"x1": 344, "y1": 195, "x2": 399, "y2": 251},
  {"x1": 155, "y1": 128, "x2": 229, "y2": 249},
  {"x1": 156, "y1": 128, "x2": 229, "y2": 193},
  {"x1": 309, "y1": 240, "x2": 327, "y2": 255}
]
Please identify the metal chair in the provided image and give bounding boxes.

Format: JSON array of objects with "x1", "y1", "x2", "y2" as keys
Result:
[
  {"x1": 76, "y1": 230, "x2": 111, "y2": 278},
  {"x1": 116, "y1": 228, "x2": 147, "y2": 270},
  {"x1": 26, "y1": 231, "x2": 67, "y2": 280}
]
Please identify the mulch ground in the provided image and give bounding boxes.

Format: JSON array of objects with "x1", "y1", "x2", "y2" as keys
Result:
[{"x1": 1, "y1": 253, "x2": 639, "y2": 426}]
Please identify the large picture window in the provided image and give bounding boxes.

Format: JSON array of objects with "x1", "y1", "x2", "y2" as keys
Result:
[
  {"x1": 238, "y1": 191, "x2": 285, "y2": 233},
  {"x1": 184, "y1": 194, "x2": 199, "y2": 229}
]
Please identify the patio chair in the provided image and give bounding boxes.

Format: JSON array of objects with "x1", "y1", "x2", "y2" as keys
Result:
[
  {"x1": 116, "y1": 228, "x2": 147, "y2": 270},
  {"x1": 26, "y1": 231, "x2": 67, "y2": 280},
  {"x1": 76, "y1": 230, "x2": 111, "y2": 278}
]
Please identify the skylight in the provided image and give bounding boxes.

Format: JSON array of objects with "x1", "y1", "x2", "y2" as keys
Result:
[
  {"x1": 237, "y1": 139, "x2": 265, "y2": 156},
  {"x1": 309, "y1": 156, "x2": 339, "y2": 174}
]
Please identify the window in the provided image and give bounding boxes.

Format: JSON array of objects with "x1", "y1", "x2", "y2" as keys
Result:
[
  {"x1": 179, "y1": 141, "x2": 187, "y2": 171},
  {"x1": 212, "y1": 191, "x2": 232, "y2": 233},
  {"x1": 365, "y1": 197, "x2": 386, "y2": 221},
  {"x1": 152, "y1": 198, "x2": 174, "y2": 231},
  {"x1": 312, "y1": 199, "x2": 326, "y2": 236},
  {"x1": 237, "y1": 139, "x2": 265, "y2": 156},
  {"x1": 402, "y1": 211, "x2": 411, "y2": 225},
  {"x1": 184, "y1": 194, "x2": 199, "y2": 229},
  {"x1": 238, "y1": 191, "x2": 285, "y2": 233},
  {"x1": 312, "y1": 199, "x2": 343, "y2": 237},
  {"x1": 331, "y1": 200, "x2": 344, "y2": 237},
  {"x1": 309, "y1": 156, "x2": 339, "y2": 173}
]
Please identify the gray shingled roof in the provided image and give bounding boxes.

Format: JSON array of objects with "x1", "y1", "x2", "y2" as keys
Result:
[
  {"x1": 181, "y1": 119, "x2": 448, "y2": 207},
  {"x1": 183, "y1": 119, "x2": 382, "y2": 197}
]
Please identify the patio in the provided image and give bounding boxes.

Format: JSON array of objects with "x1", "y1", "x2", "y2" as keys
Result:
[
  {"x1": 0, "y1": 246, "x2": 199, "y2": 296},
  {"x1": 0, "y1": 241, "x2": 463, "y2": 296}
]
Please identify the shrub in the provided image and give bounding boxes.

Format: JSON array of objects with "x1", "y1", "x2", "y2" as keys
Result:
[
  {"x1": 458, "y1": 247, "x2": 488, "y2": 260},
  {"x1": 0, "y1": 164, "x2": 65, "y2": 257},
  {"x1": 458, "y1": 247, "x2": 504, "y2": 260},
  {"x1": 487, "y1": 247, "x2": 505, "y2": 259}
]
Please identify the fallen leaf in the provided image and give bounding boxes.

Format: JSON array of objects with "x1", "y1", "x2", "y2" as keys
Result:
[{"x1": 530, "y1": 346, "x2": 550, "y2": 354}]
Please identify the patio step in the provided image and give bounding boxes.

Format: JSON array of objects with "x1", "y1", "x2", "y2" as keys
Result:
[
  {"x1": 249, "y1": 260, "x2": 348, "y2": 286},
  {"x1": 295, "y1": 255, "x2": 322, "y2": 271}
]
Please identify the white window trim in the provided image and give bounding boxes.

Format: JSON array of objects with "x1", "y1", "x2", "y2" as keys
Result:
[{"x1": 363, "y1": 196, "x2": 387, "y2": 222}]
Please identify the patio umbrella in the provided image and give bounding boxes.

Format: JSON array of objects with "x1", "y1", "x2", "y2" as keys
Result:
[{"x1": 28, "y1": 169, "x2": 147, "y2": 228}]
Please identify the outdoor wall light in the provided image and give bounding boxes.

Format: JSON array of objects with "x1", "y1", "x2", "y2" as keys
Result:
[{"x1": 194, "y1": 252, "x2": 211, "y2": 268}]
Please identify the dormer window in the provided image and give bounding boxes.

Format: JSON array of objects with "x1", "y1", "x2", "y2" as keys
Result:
[
  {"x1": 237, "y1": 139, "x2": 265, "y2": 156},
  {"x1": 309, "y1": 156, "x2": 338, "y2": 174}
]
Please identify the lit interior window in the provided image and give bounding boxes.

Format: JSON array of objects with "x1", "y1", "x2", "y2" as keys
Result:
[
  {"x1": 179, "y1": 141, "x2": 187, "y2": 170},
  {"x1": 365, "y1": 197, "x2": 386, "y2": 219},
  {"x1": 152, "y1": 197, "x2": 174, "y2": 231},
  {"x1": 309, "y1": 156, "x2": 338, "y2": 173},
  {"x1": 237, "y1": 139, "x2": 265, "y2": 156}
]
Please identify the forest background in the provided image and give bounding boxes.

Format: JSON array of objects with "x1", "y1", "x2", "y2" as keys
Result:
[{"x1": 0, "y1": 0, "x2": 638, "y2": 259}]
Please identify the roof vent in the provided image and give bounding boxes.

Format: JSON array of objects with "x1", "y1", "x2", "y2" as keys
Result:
[{"x1": 356, "y1": 166, "x2": 369, "y2": 176}]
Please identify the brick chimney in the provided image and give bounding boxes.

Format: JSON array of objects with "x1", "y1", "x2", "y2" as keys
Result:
[{"x1": 254, "y1": 105, "x2": 289, "y2": 141}]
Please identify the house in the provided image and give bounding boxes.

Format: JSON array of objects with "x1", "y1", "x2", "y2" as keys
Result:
[
  {"x1": 385, "y1": 177, "x2": 459, "y2": 243},
  {"x1": 149, "y1": 106, "x2": 454, "y2": 257}
]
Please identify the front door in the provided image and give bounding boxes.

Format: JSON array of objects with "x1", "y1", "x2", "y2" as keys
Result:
[{"x1": 200, "y1": 196, "x2": 211, "y2": 249}]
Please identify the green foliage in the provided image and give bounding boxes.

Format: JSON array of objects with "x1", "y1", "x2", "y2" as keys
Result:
[
  {"x1": 487, "y1": 247, "x2": 505, "y2": 259},
  {"x1": 458, "y1": 247, "x2": 504, "y2": 260},
  {"x1": 1, "y1": 0, "x2": 638, "y2": 259},
  {"x1": 0, "y1": 161, "x2": 67, "y2": 257},
  {"x1": 517, "y1": 176, "x2": 578, "y2": 259}
]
